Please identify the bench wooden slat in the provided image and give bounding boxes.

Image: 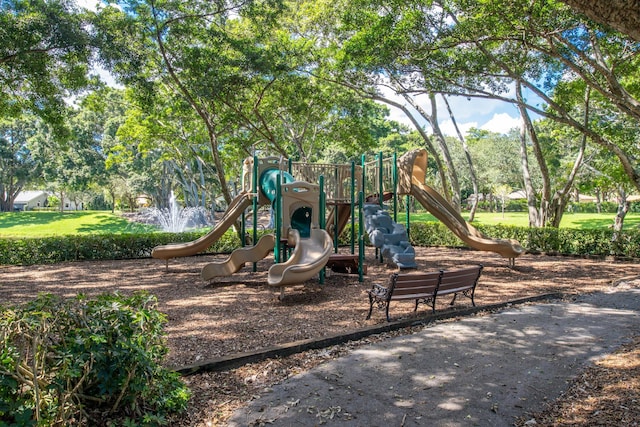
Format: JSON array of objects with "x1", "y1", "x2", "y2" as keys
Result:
[
  {"x1": 366, "y1": 265, "x2": 483, "y2": 321},
  {"x1": 391, "y1": 272, "x2": 440, "y2": 300},
  {"x1": 436, "y1": 265, "x2": 483, "y2": 306}
]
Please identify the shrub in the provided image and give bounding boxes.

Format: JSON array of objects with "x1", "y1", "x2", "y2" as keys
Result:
[
  {"x1": 0, "y1": 230, "x2": 243, "y2": 266},
  {"x1": 0, "y1": 292, "x2": 190, "y2": 426},
  {"x1": 2, "y1": 220, "x2": 640, "y2": 266},
  {"x1": 408, "y1": 222, "x2": 465, "y2": 247}
]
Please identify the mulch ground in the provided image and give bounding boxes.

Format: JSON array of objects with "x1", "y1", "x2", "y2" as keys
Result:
[{"x1": 2, "y1": 246, "x2": 640, "y2": 425}]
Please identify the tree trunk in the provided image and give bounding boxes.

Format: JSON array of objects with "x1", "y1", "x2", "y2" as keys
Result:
[
  {"x1": 548, "y1": 88, "x2": 590, "y2": 227},
  {"x1": 0, "y1": 179, "x2": 22, "y2": 212},
  {"x1": 441, "y1": 94, "x2": 480, "y2": 221},
  {"x1": 58, "y1": 191, "x2": 65, "y2": 213},
  {"x1": 109, "y1": 188, "x2": 116, "y2": 213},
  {"x1": 429, "y1": 93, "x2": 461, "y2": 210},
  {"x1": 612, "y1": 188, "x2": 630, "y2": 242},
  {"x1": 517, "y1": 102, "x2": 542, "y2": 227},
  {"x1": 560, "y1": 0, "x2": 640, "y2": 41},
  {"x1": 517, "y1": 81, "x2": 553, "y2": 227}
]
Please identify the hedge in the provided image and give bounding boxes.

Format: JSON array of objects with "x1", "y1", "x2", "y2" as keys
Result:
[
  {"x1": 0, "y1": 230, "x2": 243, "y2": 265},
  {"x1": 406, "y1": 222, "x2": 640, "y2": 258},
  {"x1": 2, "y1": 223, "x2": 640, "y2": 266}
]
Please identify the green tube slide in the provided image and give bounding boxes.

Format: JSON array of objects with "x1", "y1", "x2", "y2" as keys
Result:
[
  {"x1": 259, "y1": 169, "x2": 312, "y2": 238},
  {"x1": 259, "y1": 169, "x2": 295, "y2": 202}
]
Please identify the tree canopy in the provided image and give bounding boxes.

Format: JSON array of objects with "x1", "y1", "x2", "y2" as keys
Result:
[
  {"x1": 2, "y1": 0, "x2": 640, "y2": 231},
  {"x1": 0, "y1": 0, "x2": 96, "y2": 136}
]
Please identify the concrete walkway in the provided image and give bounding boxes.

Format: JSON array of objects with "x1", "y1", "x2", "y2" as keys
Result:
[{"x1": 227, "y1": 286, "x2": 640, "y2": 426}]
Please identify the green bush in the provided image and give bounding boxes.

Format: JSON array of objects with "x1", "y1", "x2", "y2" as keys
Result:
[
  {"x1": 0, "y1": 292, "x2": 190, "y2": 426},
  {"x1": 566, "y1": 201, "x2": 619, "y2": 214},
  {"x1": 406, "y1": 221, "x2": 640, "y2": 258},
  {"x1": 2, "y1": 221, "x2": 640, "y2": 266},
  {"x1": 0, "y1": 230, "x2": 242, "y2": 265},
  {"x1": 408, "y1": 222, "x2": 465, "y2": 247}
]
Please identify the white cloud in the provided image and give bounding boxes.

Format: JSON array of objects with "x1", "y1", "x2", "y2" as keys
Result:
[
  {"x1": 93, "y1": 65, "x2": 123, "y2": 88},
  {"x1": 480, "y1": 113, "x2": 521, "y2": 135},
  {"x1": 75, "y1": 0, "x2": 100, "y2": 11},
  {"x1": 377, "y1": 91, "x2": 521, "y2": 137},
  {"x1": 384, "y1": 102, "x2": 413, "y2": 126},
  {"x1": 438, "y1": 119, "x2": 478, "y2": 137}
]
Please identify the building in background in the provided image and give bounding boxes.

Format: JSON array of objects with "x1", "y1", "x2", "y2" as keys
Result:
[{"x1": 13, "y1": 191, "x2": 49, "y2": 211}]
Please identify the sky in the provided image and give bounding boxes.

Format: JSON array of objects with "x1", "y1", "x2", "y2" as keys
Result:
[
  {"x1": 76, "y1": 0, "x2": 528, "y2": 137},
  {"x1": 378, "y1": 84, "x2": 527, "y2": 137}
]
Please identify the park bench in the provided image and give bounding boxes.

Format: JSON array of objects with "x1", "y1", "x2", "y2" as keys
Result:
[{"x1": 366, "y1": 264, "x2": 483, "y2": 321}]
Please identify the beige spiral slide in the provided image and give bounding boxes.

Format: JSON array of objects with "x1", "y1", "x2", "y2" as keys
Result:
[
  {"x1": 267, "y1": 228, "x2": 333, "y2": 287},
  {"x1": 151, "y1": 192, "x2": 253, "y2": 261},
  {"x1": 410, "y1": 181, "x2": 524, "y2": 259},
  {"x1": 398, "y1": 149, "x2": 524, "y2": 264}
]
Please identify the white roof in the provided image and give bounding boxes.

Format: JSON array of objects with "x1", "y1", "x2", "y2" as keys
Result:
[
  {"x1": 14, "y1": 190, "x2": 48, "y2": 203},
  {"x1": 507, "y1": 190, "x2": 527, "y2": 200}
]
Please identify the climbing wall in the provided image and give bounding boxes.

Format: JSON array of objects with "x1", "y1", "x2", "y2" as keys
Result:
[{"x1": 362, "y1": 203, "x2": 417, "y2": 269}]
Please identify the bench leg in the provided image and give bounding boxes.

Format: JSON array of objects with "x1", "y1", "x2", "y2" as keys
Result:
[
  {"x1": 385, "y1": 303, "x2": 391, "y2": 322},
  {"x1": 449, "y1": 293, "x2": 457, "y2": 306},
  {"x1": 417, "y1": 298, "x2": 436, "y2": 314},
  {"x1": 449, "y1": 290, "x2": 476, "y2": 307},
  {"x1": 366, "y1": 293, "x2": 374, "y2": 320}
]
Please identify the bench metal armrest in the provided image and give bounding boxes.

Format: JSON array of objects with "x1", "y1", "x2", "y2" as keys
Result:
[
  {"x1": 368, "y1": 283, "x2": 390, "y2": 299},
  {"x1": 366, "y1": 283, "x2": 392, "y2": 321}
]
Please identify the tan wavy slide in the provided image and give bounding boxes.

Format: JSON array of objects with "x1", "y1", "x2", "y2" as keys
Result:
[
  {"x1": 151, "y1": 192, "x2": 253, "y2": 261},
  {"x1": 410, "y1": 181, "x2": 524, "y2": 259},
  {"x1": 200, "y1": 234, "x2": 275, "y2": 281},
  {"x1": 267, "y1": 228, "x2": 333, "y2": 287}
]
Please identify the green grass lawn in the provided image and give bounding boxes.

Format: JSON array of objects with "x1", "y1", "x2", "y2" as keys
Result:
[
  {"x1": 1, "y1": 209, "x2": 638, "y2": 238},
  {"x1": 0, "y1": 211, "x2": 157, "y2": 237},
  {"x1": 398, "y1": 210, "x2": 640, "y2": 230}
]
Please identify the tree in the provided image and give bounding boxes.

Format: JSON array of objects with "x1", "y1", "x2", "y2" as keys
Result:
[
  {"x1": 27, "y1": 94, "x2": 116, "y2": 212},
  {"x1": 0, "y1": 0, "x2": 95, "y2": 135},
  {"x1": 95, "y1": 0, "x2": 390, "y2": 215},
  {"x1": 113, "y1": 90, "x2": 218, "y2": 210},
  {"x1": 433, "y1": 0, "x2": 640, "y2": 199},
  {"x1": 0, "y1": 117, "x2": 39, "y2": 211},
  {"x1": 461, "y1": 129, "x2": 525, "y2": 211},
  {"x1": 95, "y1": 0, "x2": 294, "y2": 207}
]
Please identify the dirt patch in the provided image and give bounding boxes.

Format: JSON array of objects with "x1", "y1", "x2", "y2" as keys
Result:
[
  {"x1": 515, "y1": 336, "x2": 640, "y2": 426},
  {"x1": 2, "y1": 247, "x2": 640, "y2": 425}
]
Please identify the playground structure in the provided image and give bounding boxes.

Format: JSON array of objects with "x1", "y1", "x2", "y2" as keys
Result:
[
  {"x1": 152, "y1": 155, "x2": 365, "y2": 297},
  {"x1": 151, "y1": 148, "x2": 523, "y2": 295}
]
